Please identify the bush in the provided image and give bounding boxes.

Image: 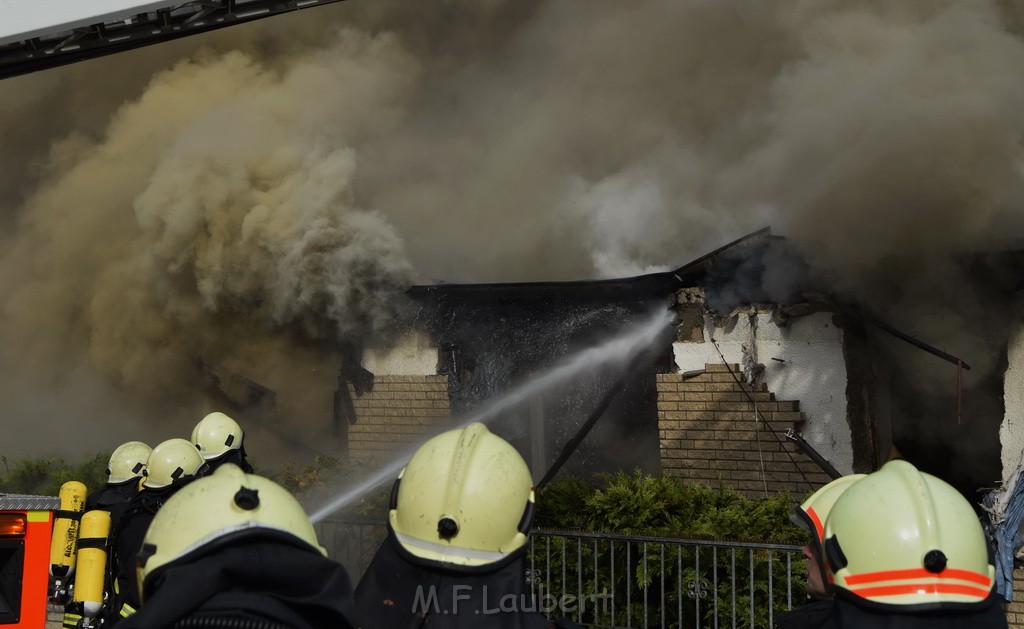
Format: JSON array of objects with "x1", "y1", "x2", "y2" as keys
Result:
[
  {"x1": 272, "y1": 455, "x2": 391, "y2": 520},
  {"x1": 275, "y1": 455, "x2": 345, "y2": 494},
  {"x1": 0, "y1": 453, "x2": 110, "y2": 497},
  {"x1": 537, "y1": 469, "x2": 806, "y2": 544},
  {"x1": 533, "y1": 471, "x2": 809, "y2": 629}
]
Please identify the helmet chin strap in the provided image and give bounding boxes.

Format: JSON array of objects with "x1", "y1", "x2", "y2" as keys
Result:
[{"x1": 824, "y1": 535, "x2": 847, "y2": 572}]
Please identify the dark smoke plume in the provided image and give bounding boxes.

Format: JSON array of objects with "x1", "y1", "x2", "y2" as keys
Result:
[{"x1": 1, "y1": 0, "x2": 1024, "y2": 463}]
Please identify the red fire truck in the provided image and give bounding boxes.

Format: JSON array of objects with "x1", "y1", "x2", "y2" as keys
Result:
[{"x1": 0, "y1": 494, "x2": 61, "y2": 627}]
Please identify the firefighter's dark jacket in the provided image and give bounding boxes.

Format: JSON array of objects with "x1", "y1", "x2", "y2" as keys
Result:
[
  {"x1": 353, "y1": 529, "x2": 580, "y2": 629},
  {"x1": 108, "y1": 484, "x2": 182, "y2": 616},
  {"x1": 819, "y1": 594, "x2": 1008, "y2": 628},
  {"x1": 85, "y1": 479, "x2": 139, "y2": 532},
  {"x1": 208, "y1": 446, "x2": 255, "y2": 474},
  {"x1": 775, "y1": 598, "x2": 834, "y2": 629},
  {"x1": 117, "y1": 539, "x2": 354, "y2": 629}
]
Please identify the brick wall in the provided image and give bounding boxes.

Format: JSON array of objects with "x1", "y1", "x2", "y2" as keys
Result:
[
  {"x1": 1008, "y1": 568, "x2": 1024, "y2": 627},
  {"x1": 348, "y1": 375, "x2": 452, "y2": 462},
  {"x1": 658, "y1": 363, "x2": 833, "y2": 498}
]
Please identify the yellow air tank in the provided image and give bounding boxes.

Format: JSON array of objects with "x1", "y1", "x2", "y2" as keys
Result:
[
  {"x1": 49, "y1": 481, "x2": 87, "y2": 578},
  {"x1": 72, "y1": 510, "x2": 111, "y2": 619}
]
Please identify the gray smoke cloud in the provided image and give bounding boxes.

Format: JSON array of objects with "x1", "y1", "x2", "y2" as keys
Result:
[
  {"x1": 0, "y1": 23, "x2": 420, "y2": 456},
  {"x1": 1, "y1": 0, "x2": 1023, "y2": 461}
]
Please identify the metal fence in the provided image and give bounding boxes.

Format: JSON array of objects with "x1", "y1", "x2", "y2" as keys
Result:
[
  {"x1": 527, "y1": 529, "x2": 803, "y2": 629},
  {"x1": 316, "y1": 518, "x2": 804, "y2": 629}
]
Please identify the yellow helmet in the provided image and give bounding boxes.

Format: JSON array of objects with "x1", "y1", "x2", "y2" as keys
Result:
[
  {"x1": 389, "y1": 422, "x2": 534, "y2": 567},
  {"x1": 135, "y1": 464, "x2": 325, "y2": 602},
  {"x1": 143, "y1": 438, "x2": 207, "y2": 490},
  {"x1": 822, "y1": 459, "x2": 995, "y2": 610},
  {"x1": 792, "y1": 474, "x2": 866, "y2": 544},
  {"x1": 191, "y1": 412, "x2": 244, "y2": 461},
  {"x1": 107, "y1": 441, "x2": 153, "y2": 484}
]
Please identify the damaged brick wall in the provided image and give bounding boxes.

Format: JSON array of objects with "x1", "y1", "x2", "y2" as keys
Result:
[
  {"x1": 347, "y1": 375, "x2": 452, "y2": 462},
  {"x1": 1008, "y1": 568, "x2": 1024, "y2": 627},
  {"x1": 658, "y1": 363, "x2": 833, "y2": 498}
]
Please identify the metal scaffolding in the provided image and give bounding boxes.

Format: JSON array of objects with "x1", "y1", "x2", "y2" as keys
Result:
[{"x1": 0, "y1": 0, "x2": 348, "y2": 80}]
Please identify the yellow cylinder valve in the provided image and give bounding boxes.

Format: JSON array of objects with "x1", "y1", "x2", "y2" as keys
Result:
[
  {"x1": 72, "y1": 510, "x2": 111, "y2": 619},
  {"x1": 49, "y1": 481, "x2": 88, "y2": 579}
]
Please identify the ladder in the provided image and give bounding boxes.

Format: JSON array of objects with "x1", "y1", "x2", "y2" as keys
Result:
[{"x1": 0, "y1": 0, "x2": 348, "y2": 80}]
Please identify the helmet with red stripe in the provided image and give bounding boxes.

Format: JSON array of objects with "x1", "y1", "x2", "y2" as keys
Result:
[
  {"x1": 822, "y1": 459, "x2": 995, "y2": 611},
  {"x1": 792, "y1": 474, "x2": 866, "y2": 544},
  {"x1": 792, "y1": 474, "x2": 865, "y2": 590}
]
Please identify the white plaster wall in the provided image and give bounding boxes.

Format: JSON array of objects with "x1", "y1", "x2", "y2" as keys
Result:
[
  {"x1": 363, "y1": 330, "x2": 439, "y2": 376},
  {"x1": 1001, "y1": 326, "x2": 1024, "y2": 484},
  {"x1": 673, "y1": 311, "x2": 854, "y2": 475}
]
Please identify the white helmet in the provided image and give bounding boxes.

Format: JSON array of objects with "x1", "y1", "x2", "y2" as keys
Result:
[
  {"x1": 389, "y1": 422, "x2": 534, "y2": 567},
  {"x1": 107, "y1": 441, "x2": 153, "y2": 484},
  {"x1": 191, "y1": 412, "x2": 244, "y2": 461},
  {"x1": 143, "y1": 438, "x2": 207, "y2": 490},
  {"x1": 823, "y1": 459, "x2": 995, "y2": 610},
  {"x1": 792, "y1": 475, "x2": 866, "y2": 544},
  {"x1": 135, "y1": 464, "x2": 325, "y2": 602}
]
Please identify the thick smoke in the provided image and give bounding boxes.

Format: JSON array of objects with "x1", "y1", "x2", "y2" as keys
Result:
[
  {"x1": 2, "y1": 0, "x2": 1024, "y2": 460},
  {"x1": 0, "y1": 25, "x2": 420, "y2": 456}
]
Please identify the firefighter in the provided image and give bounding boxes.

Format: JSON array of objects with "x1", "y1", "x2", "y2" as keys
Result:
[
  {"x1": 105, "y1": 438, "x2": 210, "y2": 623},
  {"x1": 118, "y1": 463, "x2": 354, "y2": 628},
  {"x1": 62, "y1": 442, "x2": 151, "y2": 627},
  {"x1": 818, "y1": 459, "x2": 1007, "y2": 628},
  {"x1": 85, "y1": 441, "x2": 152, "y2": 531},
  {"x1": 353, "y1": 422, "x2": 579, "y2": 629},
  {"x1": 191, "y1": 411, "x2": 254, "y2": 473},
  {"x1": 776, "y1": 474, "x2": 864, "y2": 629}
]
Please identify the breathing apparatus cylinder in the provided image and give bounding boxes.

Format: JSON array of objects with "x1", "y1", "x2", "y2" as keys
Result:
[
  {"x1": 73, "y1": 510, "x2": 111, "y2": 619},
  {"x1": 49, "y1": 480, "x2": 88, "y2": 579}
]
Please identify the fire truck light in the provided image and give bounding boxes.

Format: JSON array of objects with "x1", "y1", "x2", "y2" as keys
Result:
[{"x1": 0, "y1": 513, "x2": 26, "y2": 537}]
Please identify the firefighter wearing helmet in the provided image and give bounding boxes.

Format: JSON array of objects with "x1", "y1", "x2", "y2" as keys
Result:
[
  {"x1": 106, "y1": 438, "x2": 211, "y2": 622},
  {"x1": 116, "y1": 464, "x2": 354, "y2": 628},
  {"x1": 192, "y1": 411, "x2": 254, "y2": 473},
  {"x1": 353, "y1": 422, "x2": 579, "y2": 629},
  {"x1": 776, "y1": 474, "x2": 865, "y2": 629},
  {"x1": 85, "y1": 441, "x2": 152, "y2": 530},
  {"x1": 817, "y1": 459, "x2": 1006, "y2": 628}
]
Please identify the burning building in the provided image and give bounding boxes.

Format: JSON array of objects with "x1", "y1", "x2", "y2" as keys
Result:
[
  {"x1": 333, "y1": 227, "x2": 1024, "y2": 512},
  {"x1": 341, "y1": 231, "x2": 835, "y2": 496},
  {"x1": 330, "y1": 223, "x2": 1024, "y2": 615}
]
